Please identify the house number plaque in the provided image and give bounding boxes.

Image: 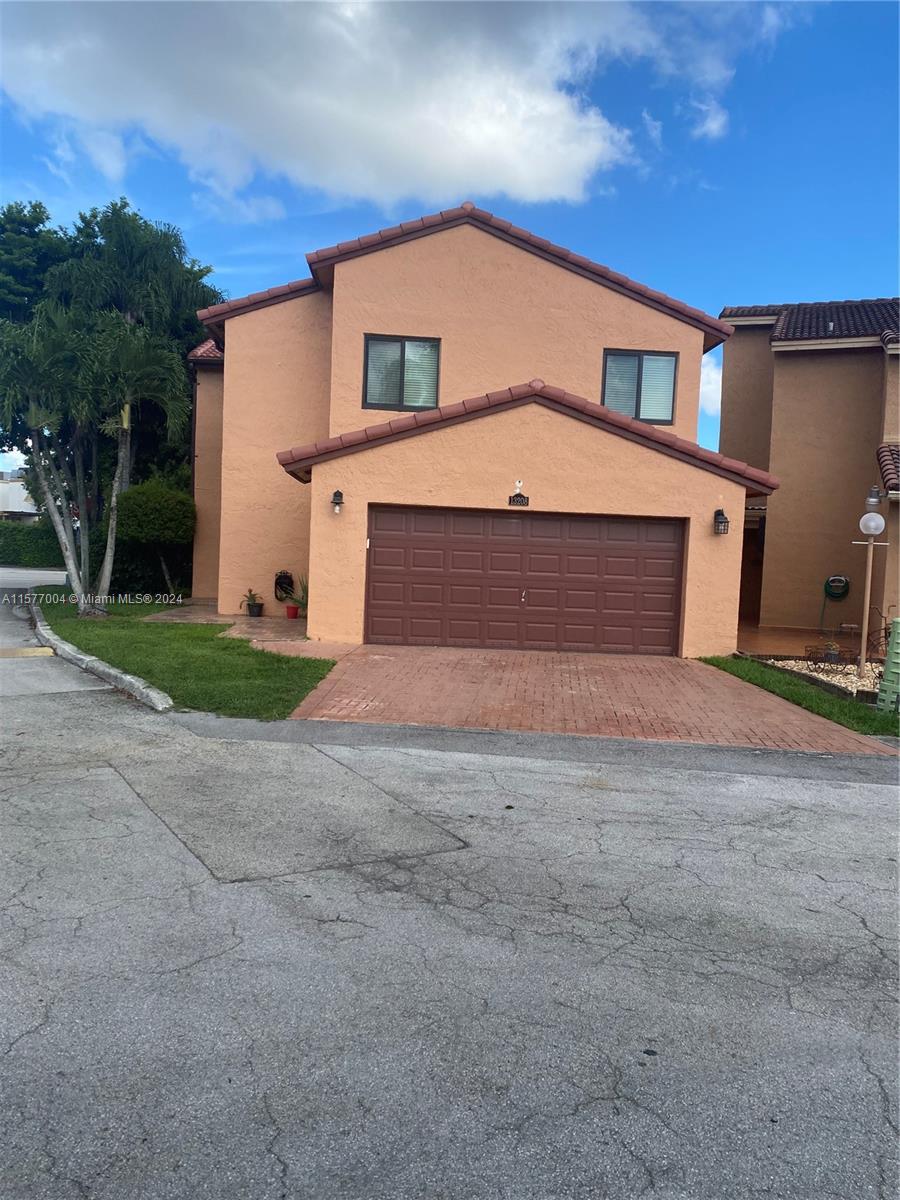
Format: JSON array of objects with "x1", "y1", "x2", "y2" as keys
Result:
[{"x1": 508, "y1": 493, "x2": 529, "y2": 507}]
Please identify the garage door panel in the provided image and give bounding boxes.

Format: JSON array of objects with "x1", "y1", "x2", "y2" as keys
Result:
[
  {"x1": 489, "y1": 551, "x2": 523, "y2": 574},
  {"x1": 410, "y1": 583, "x2": 443, "y2": 605},
  {"x1": 410, "y1": 548, "x2": 446, "y2": 570},
  {"x1": 567, "y1": 555, "x2": 601, "y2": 577},
  {"x1": 366, "y1": 507, "x2": 682, "y2": 654},
  {"x1": 644, "y1": 557, "x2": 678, "y2": 579}
]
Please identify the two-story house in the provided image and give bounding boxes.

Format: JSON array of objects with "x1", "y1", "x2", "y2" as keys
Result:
[
  {"x1": 719, "y1": 298, "x2": 899, "y2": 640},
  {"x1": 188, "y1": 202, "x2": 776, "y2": 657}
]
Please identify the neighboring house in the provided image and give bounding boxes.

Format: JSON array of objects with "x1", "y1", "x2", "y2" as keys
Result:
[
  {"x1": 0, "y1": 469, "x2": 38, "y2": 523},
  {"x1": 189, "y1": 202, "x2": 777, "y2": 657},
  {"x1": 719, "y1": 298, "x2": 899, "y2": 635}
]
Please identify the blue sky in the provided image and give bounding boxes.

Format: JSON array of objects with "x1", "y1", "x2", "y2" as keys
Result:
[{"x1": 1, "y1": 1, "x2": 897, "y2": 455}]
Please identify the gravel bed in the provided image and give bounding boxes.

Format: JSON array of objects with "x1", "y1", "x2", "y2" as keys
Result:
[{"x1": 762, "y1": 657, "x2": 882, "y2": 696}]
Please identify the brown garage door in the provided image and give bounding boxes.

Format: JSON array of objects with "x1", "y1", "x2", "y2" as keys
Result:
[{"x1": 365, "y1": 506, "x2": 683, "y2": 654}]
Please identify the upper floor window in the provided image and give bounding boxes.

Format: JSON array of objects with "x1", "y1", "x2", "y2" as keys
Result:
[
  {"x1": 364, "y1": 335, "x2": 440, "y2": 410},
  {"x1": 602, "y1": 350, "x2": 677, "y2": 424}
]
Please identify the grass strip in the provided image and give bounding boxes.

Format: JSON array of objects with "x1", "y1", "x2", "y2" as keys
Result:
[
  {"x1": 37, "y1": 589, "x2": 334, "y2": 720},
  {"x1": 701, "y1": 655, "x2": 899, "y2": 738}
]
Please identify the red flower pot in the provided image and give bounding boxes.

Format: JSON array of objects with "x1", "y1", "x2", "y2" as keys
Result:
[{"x1": 285, "y1": 604, "x2": 300, "y2": 620}]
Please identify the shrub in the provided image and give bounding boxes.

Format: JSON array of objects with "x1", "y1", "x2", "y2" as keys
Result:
[{"x1": 0, "y1": 519, "x2": 65, "y2": 568}]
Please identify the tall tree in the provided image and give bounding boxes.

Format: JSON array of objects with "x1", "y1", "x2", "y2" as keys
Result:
[
  {"x1": 0, "y1": 306, "x2": 189, "y2": 611},
  {"x1": 0, "y1": 202, "x2": 72, "y2": 323},
  {"x1": 46, "y1": 199, "x2": 219, "y2": 489},
  {"x1": 0, "y1": 198, "x2": 220, "y2": 612}
]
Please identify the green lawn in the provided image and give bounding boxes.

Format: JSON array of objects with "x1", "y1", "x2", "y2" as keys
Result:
[
  {"x1": 37, "y1": 589, "x2": 334, "y2": 720},
  {"x1": 701, "y1": 655, "x2": 900, "y2": 738}
]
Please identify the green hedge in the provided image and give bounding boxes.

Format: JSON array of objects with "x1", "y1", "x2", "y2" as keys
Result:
[{"x1": 0, "y1": 519, "x2": 65, "y2": 568}]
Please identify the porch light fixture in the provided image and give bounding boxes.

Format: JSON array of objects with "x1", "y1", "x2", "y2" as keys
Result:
[
  {"x1": 865, "y1": 485, "x2": 883, "y2": 510},
  {"x1": 331, "y1": 489, "x2": 344, "y2": 515},
  {"x1": 713, "y1": 509, "x2": 729, "y2": 535}
]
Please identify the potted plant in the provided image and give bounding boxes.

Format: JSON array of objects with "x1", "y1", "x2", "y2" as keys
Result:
[
  {"x1": 241, "y1": 588, "x2": 264, "y2": 617},
  {"x1": 282, "y1": 575, "x2": 308, "y2": 620},
  {"x1": 823, "y1": 639, "x2": 840, "y2": 664}
]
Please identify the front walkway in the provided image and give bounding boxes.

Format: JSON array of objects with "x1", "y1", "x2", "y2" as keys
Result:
[{"x1": 292, "y1": 645, "x2": 893, "y2": 755}]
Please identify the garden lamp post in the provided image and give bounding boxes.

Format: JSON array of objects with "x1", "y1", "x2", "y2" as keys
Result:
[{"x1": 855, "y1": 504, "x2": 887, "y2": 679}]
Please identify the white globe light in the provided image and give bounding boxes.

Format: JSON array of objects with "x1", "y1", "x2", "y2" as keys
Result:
[{"x1": 859, "y1": 512, "x2": 886, "y2": 536}]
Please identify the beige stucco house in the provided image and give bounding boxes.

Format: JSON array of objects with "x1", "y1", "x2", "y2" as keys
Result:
[
  {"x1": 189, "y1": 202, "x2": 776, "y2": 657},
  {"x1": 719, "y1": 297, "x2": 899, "y2": 636}
]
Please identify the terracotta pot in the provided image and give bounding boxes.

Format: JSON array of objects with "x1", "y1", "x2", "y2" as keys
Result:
[{"x1": 285, "y1": 604, "x2": 300, "y2": 620}]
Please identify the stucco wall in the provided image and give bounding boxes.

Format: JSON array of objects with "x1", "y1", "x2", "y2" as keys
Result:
[
  {"x1": 303, "y1": 404, "x2": 746, "y2": 657},
  {"x1": 719, "y1": 326, "x2": 775, "y2": 472},
  {"x1": 882, "y1": 354, "x2": 899, "y2": 442},
  {"x1": 217, "y1": 291, "x2": 332, "y2": 614},
  {"x1": 761, "y1": 349, "x2": 886, "y2": 629},
  {"x1": 328, "y1": 225, "x2": 707, "y2": 443},
  {"x1": 191, "y1": 368, "x2": 224, "y2": 601}
]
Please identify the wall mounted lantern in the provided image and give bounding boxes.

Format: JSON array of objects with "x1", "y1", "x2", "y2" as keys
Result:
[
  {"x1": 331, "y1": 489, "x2": 344, "y2": 515},
  {"x1": 713, "y1": 509, "x2": 729, "y2": 535}
]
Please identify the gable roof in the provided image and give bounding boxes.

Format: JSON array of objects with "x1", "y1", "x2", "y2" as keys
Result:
[
  {"x1": 199, "y1": 202, "x2": 733, "y2": 351},
  {"x1": 721, "y1": 298, "x2": 899, "y2": 348},
  {"x1": 187, "y1": 338, "x2": 224, "y2": 365},
  {"x1": 877, "y1": 443, "x2": 899, "y2": 493},
  {"x1": 276, "y1": 379, "x2": 778, "y2": 495}
]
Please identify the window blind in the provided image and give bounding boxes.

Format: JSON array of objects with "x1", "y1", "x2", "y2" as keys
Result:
[
  {"x1": 402, "y1": 340, "x2": 439, "y2": 408},
  {"x1": 639, "y1": 355, "x2": 676, "y2": 421},
  {"x1": 604, "y1": 354, "x2": 639, "y2": 416},
  {"x1": 365, "y1": 339, "x2": 403, "y2": 407}
]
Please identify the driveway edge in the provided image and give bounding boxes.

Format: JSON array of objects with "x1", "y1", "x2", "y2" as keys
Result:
[{"x1": 29, "y1": 601, "x2": 173, "y2": 712}]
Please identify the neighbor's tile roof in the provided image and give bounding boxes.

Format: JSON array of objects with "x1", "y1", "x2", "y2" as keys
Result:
[
  {"x1": 198, "y1": 202, "x2": 732, "y2": 349},
  {"x1": 877, "y1": 443, "x2": 899, "y2": 493},
  {"x1": 187, "y1": 338, "x2": 224, "y2": 362},
  {"x1": 197, "y1": 279, "x2": 319, "y2": 326},
  {"x1": 276, "y1": 379, "x2": 778, "y2": 495},
  {"x1": 721, "y1": 297, "x2": 899, "y2": 344}
]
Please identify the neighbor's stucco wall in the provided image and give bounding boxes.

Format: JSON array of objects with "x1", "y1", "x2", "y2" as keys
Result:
[
  {"x1": 217, "y1": 291, "x2": 332, "y2": 614},
  {"x1": 327, "y1": 224, "x2": 707, "y2": 443},
  {"x1": 303, "y1": 404, "x2": 746, "y2": 657},
  {"x1": 719, "y1": 326, "x2": 775, "y2": 472},
  {"x1": 191, "y1": 367, "x2": 224, "y2": 602},
  {"x1": 761, "y1": 349, "x2": 886, "y2": 629},
  {"x1": 882, "y1": 354, "x2": 899, "y2": 442}
]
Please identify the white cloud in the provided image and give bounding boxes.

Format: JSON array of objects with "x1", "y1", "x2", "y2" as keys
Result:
[
  {"x1": 641, "y1": 108, "x2": 663, "y2": 149},
  {"x1": 689, "y1": 96, "x2": 729, "y2": 140},
  {"x1": 1, "y1": 2, "x2": 795, "y2": 212},
  {"x1": 699, "y1": 354, "x2": 723, "y2": 417}
]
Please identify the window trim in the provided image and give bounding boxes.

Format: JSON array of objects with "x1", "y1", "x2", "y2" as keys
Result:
[
  {"x1": 601, "y1": 348, "x2": 678, "y2": 425},
  {"x1": 362, "y1": 333, "x2": 442, "y2": 411}
]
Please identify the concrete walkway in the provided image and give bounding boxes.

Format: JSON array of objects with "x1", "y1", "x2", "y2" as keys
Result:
[
  {"x1": 0, "y1": 568, "x2": 110, "y2": 700},
  {"x1": 292, "y1": 643, "x2": 895, "y2": 755}
]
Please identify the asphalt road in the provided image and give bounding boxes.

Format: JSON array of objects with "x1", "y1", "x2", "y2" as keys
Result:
[{"x1": 1, "y1": 572, "x2": 897, "y2": 1199}]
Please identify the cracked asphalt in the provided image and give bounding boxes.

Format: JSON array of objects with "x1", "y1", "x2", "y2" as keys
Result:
[{"x1": 1, "y1": 578, "x2": 898, "y2": 1199}]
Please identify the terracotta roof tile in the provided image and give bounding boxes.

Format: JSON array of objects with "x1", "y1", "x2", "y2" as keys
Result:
[
  {"x1": 877, "y1": 443, "x2": 899, "y2": 492},
  {"x1": 197, "y1": 278, "x2": 319, "y2": 326},
  {"x1": 302, "y1": 204, "x2": 731, "y2": 350},
  {"x1": 276, "y1": 381, "x2": 779, "y2": 494},
  {"x1": 187, "y1": 338, "x2": 224, "y2": 363}
]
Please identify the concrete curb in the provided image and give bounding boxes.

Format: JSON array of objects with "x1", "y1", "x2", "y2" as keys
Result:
[{"x1": 29, "y1": 601, "x2": 173, "y2": 712}]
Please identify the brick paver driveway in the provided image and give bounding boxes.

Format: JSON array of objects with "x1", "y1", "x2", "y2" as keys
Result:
[{"x1": 292, "y1": 645, "x2": 894, "y2": 755}]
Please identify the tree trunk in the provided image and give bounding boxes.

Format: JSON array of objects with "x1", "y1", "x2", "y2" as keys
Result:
[
  {"x1": 158, "y1": 551, "x2": 174, "y2": 594},
  {"x1": 39, "y1": 432, "x2": 79, "y2": 578},
  {"x1": 93, "y1": 426, "x2": 129, "y2": 603},
  {"x1": 31, "y1": 448, "x2": 85, "y2": 609},
  {"x1": 73, "y1": 442, "x2": 90, "y2": 586}
]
